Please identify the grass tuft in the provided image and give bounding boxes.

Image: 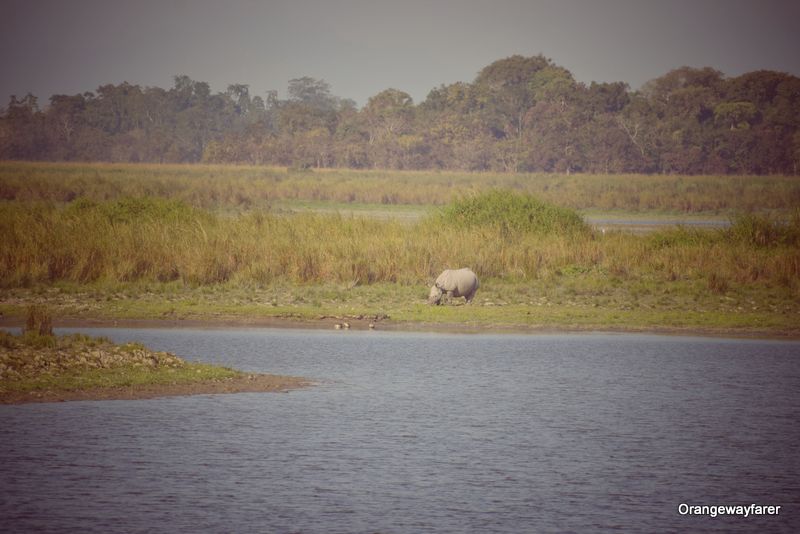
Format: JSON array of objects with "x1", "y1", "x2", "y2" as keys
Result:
[{"x1": 24, "y1": 304, "x2": 53, "y2": 337}]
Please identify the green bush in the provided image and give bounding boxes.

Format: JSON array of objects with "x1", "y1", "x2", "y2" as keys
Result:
[{"x1": 437, "y1": 190, "x2": 587, "y2": 235}]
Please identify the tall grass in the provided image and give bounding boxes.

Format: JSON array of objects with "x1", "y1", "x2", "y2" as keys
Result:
[
  {"x1": 726, "y1": 211, "x2": 800, "y2": 247},
  {"x1": 1, "y1": 193, "x2": 798, "y2": 294},
  {"x1": 2, "y1": 161, "x2": 799, "y2": 213}
]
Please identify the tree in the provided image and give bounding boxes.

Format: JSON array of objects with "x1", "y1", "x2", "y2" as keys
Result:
[
  {"x1": 0, "y1": 94, "x2": 46, "y2": 159},
  {"x1": 364, "y1": 89, "x2": 413, "y2": 141},
  {"x1": 1, "y1": 59, "x2": 798, "y2": 173},
  {"x1": 226, "y1": 84, "x2": 252, "y2": 116},
  {"x1": 288, "y1": 77, "x2": 335, "y2": 108},
  {"x1": 714, "y1": 102, "x2": 757, "y2": 130},
  {"x1": 641, "y1": 66, "x2": 724, "y2": 104},
  {"x1": 45, "y1": 94, "x2": 88, "y2": 159},
  {"x1": 522, "y1": 66, "x2": 587, "y2": 173},
  {"x1": 361, "y1": 89, "x2": 415, "y2": 168},
  {"x1": 418, "y1": 82, "x2": 485, "y2": 169},
  {"x1": 586, "y1": 82, "x2": 630, "y2": 114},
  {"x1": 473, "y1": 55, "x2": 552, "y2": 171}
]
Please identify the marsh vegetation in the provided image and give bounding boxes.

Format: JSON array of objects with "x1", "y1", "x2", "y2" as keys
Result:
[
  {"x1": 2, "y1": 161, "x2": 798, "y2": 213},
  {"x1": 1, "y1": 162, "x2": 798, "y2": 335}
]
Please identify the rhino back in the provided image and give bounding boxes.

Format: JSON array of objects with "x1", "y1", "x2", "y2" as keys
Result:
[
  {"x1": 455, "y1": 269, "x2": 478, "y2": 294},
  {"x1": 435, "y1": 269, "x2": 456, "y2": 290},
  {"x1": 436, "y1": 268, "x2": 477, "y2": 295}
]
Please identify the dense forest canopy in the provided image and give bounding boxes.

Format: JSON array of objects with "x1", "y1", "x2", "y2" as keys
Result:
[{"x1": 2, "y1": 55, "x2": 799, "y2": 174}]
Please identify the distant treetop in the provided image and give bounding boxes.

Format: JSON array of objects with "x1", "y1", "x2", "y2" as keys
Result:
[{"x1": 2, "y1": 56, "x2": 798, "y2": 174}]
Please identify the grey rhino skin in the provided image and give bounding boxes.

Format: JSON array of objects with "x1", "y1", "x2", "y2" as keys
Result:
[{"x1": 428, "y1": 268, "x2": 479, "y2": 305}]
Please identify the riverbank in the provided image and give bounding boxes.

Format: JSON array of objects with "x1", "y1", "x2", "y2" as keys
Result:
[
  {"x1": 0, "y1": 330, "x2": 310, "y2": 405},
  {"x1": 6, "y1": 273, "x2": 800, "y2": 339},
  {"x1": 1, "y1": 303, "x2": 798, "y2": 340},
  {"x1": 3, "y1": 190, "x2": 798, "y2": 343}
]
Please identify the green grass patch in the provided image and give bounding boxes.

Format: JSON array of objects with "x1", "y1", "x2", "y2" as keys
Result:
[
  {"x1": 3, "y1": 276, "x2": 797, "y2": 336},
  {"x1": 4, "y1": 362, "x2": 242, "y2": 395}
]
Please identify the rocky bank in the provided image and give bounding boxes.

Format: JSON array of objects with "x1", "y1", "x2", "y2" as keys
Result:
[{"x1": 0, "y1": 332, "x2": 310, "y2": 404}]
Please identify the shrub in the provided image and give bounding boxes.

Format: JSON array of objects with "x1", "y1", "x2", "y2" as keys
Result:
[{"x1": 436, "y1": 190, "x2": 587, "y2": 235}]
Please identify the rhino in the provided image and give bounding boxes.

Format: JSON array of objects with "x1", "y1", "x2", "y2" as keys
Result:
[{"x1": 428, "y1": 268, "x2": 480, "y2": 305}]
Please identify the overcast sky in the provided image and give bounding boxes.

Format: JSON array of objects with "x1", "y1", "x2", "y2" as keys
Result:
[{"x1": 2, "y1": 0, "x2": 799, "y2": 108}]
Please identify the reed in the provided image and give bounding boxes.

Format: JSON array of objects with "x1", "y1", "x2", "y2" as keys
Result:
[
  {"x1": 24, "y1": 304, "x2": 53, "y2": 337},
  {"x1": 2, "y1": 161, "x2": 799, "y2": 214},
  {"x1": 1, "y1": 194, "x2": 797, "y2": 302}
]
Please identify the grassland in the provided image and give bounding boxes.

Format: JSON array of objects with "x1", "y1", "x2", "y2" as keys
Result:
[
  {"x1": 1, "y1": 162, "x2": 798, "y2": 337},
  {"x1": 3, "y1": 161, "x2": 799, "y2": 213}
]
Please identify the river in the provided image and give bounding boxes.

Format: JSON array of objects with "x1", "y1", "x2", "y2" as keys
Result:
[
  {"x1": 583, "y1": 216, "x2": 730, "y2": 234},
  {"x1": 1, "y1": 328, "x2": 798, "y2": 533}
]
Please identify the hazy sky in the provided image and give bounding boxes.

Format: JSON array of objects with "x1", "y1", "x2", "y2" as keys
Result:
[{"x1": 2, "y1": 0, "x2": 799, "y2": 108}]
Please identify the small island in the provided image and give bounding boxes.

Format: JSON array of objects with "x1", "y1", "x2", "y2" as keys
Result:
[{"x1": 0, "y1": 309, "x2": 310, "y2": 405}]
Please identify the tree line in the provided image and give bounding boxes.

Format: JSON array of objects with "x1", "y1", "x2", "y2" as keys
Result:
[{"x1": 2, "y1": 55, "x2": 799, "y2": 174}]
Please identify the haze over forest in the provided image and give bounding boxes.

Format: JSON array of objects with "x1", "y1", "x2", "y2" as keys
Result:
[{"x1": 2, "y1": 55, "x2": 799, "y2": 175}]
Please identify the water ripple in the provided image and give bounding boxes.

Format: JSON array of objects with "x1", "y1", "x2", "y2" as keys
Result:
[{"x1": 1, "y1": 329, "x2": 799, "y2": 533}]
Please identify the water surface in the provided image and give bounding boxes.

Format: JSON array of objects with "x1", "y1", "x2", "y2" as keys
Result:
[{"x1": 1, "y1": 329, "x2": 798, "y2": 533}]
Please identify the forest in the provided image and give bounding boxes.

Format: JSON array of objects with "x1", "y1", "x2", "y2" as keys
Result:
[{"x1": 2, "y1": 55, "x2": 799, "y2": 175}]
